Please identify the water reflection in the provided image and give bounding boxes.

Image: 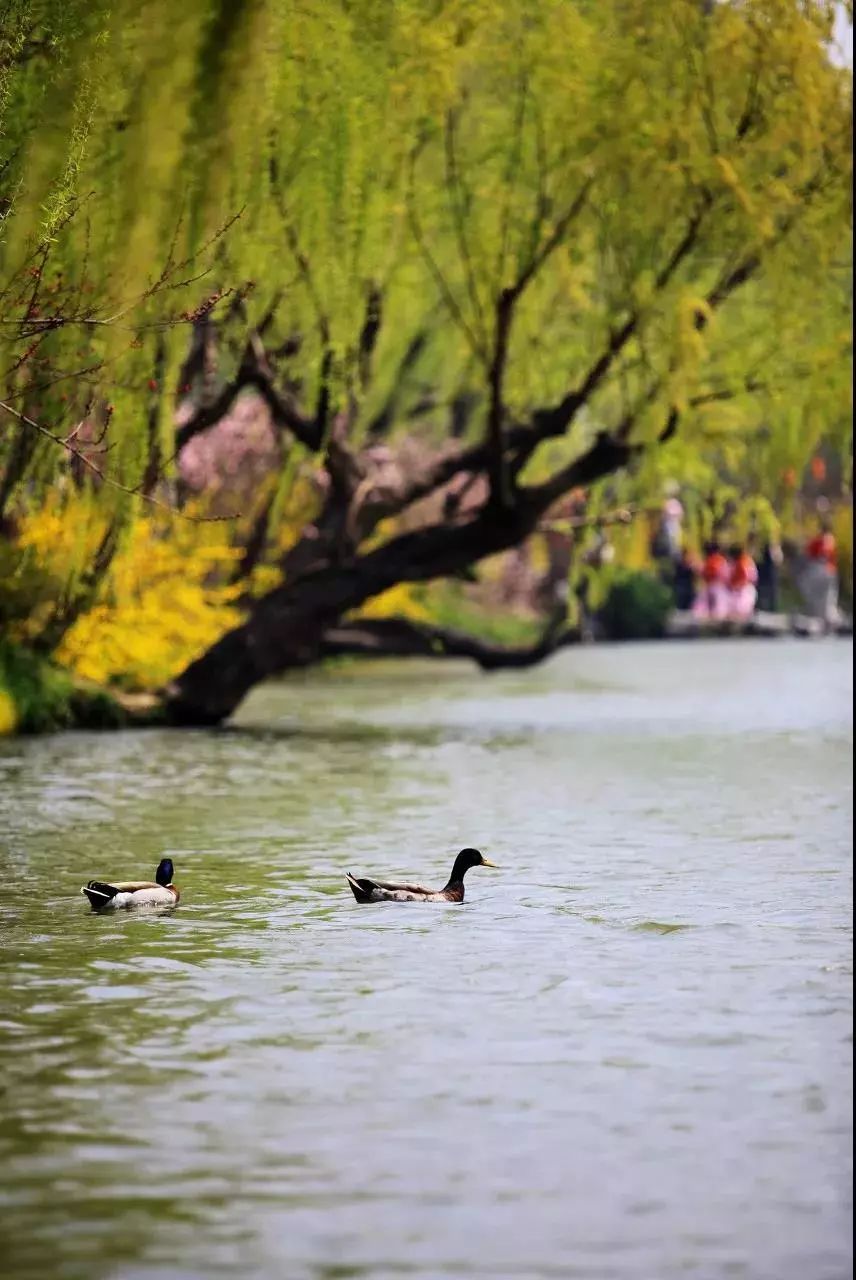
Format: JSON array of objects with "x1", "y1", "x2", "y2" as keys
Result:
[{"x1": 0, "y1": 640, "x2": 852, "y2": 1280}]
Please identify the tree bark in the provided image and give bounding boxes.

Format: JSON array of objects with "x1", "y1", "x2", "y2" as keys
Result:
[
  {"x1": 165, "y1": 509, "x2": 528, "y2": 723},
  {"x1": 165, "y1": 431, "x2": 631, "y2": 723}
]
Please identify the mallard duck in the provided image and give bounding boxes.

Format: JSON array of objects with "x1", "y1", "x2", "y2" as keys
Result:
[
  {"x1": 346, "y1": 848, "x2": 497, "y2": 903},
  {"x1": 81, "y1": 858, "x2": 180, "y2": 911}
]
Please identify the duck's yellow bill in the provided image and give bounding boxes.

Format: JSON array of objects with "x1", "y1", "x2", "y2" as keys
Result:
[{"x1": 481, "y1": 858, "x2": 498, "y2": 868}]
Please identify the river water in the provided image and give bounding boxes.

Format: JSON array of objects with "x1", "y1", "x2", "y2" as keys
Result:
[{"x1": 0, "y1": 639, "x2": 851, "y2": 1280}]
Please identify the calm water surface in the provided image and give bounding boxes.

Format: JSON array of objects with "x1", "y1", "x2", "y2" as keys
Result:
[{"x1": 0, "y1": 640, "x2": 852, "y2": 1280}]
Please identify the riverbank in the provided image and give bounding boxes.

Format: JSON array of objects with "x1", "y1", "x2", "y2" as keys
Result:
[
  {"x1": 664, "y1": 609, "x2": 853, "y2": 639},
  {"x1": 1, "y1": 610, "x2": 850, "y2": 736}
]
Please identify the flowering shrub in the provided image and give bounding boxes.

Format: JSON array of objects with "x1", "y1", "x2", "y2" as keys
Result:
[
  {"x1": 353, "y1": 582, "x2": 431, "y2": 623},
  {"x1": 4, "y1": 494, "x2": 244, "y2": 690},
  {"x1": 57, "y1": 519, "x2": 244, "y2": 689}
]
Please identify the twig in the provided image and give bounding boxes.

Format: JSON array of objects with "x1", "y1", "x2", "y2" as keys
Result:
[
  {"x1": 537, "y1": 505, "x2": 639, "y2": 534},
  {"x1": 495, "y1": 71, "x2": 528, "y2": 287},
  {"x1": 0, "y1": 400, "x2": 239, "y2": 521},
  {"x1": 444, "y1": 109, "x2": 488, "y2": 348},
  {"x1": 406, "y1": 143, "x2": 488, "y2": 366}
]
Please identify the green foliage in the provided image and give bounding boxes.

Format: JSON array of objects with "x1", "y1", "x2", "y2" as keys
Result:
[
  {"x1": 0, "y1": 638, "x2": 124, "y2": 733},
  {"x1": 1, "y1": 0, "x2": 851, "y2": 485},
  {"x1": 411, "y1": 581, "x2": 544, "y2": 648},
  {"x1": 598, "y1": 571, "x2": 673, "y2": 641},
  {"x1": 0, "y1": 534, "x2": 62, "y2": 631},
  {"x1": 0, "y1": 0, "x2": 851, "y2": 698}
]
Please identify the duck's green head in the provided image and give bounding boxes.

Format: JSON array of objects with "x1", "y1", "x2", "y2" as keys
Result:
[
  {"x1": 156, "y1": 858, "x2": 175, "y2": 886},
  {"x1": 450, "y1": 848, "x2": 498, "y2": 882}
]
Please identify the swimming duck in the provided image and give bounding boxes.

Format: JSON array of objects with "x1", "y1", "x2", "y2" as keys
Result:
[
  {"x1": 346, "y1": 848, "x2": 497, "y2": 903},
  {"x1": 81, "y1": 858, "x2": 180, "y2": 911}
]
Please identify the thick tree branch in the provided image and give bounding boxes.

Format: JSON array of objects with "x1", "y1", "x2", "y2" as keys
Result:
[
  {"x1": 522, "y1": 432, "x2": 639, "y2": 510},
  {"x1": 175, "y1": 337, "x2": 324, "y2": 452},
  {"x1": 485, "y1": 287, "x2": 516, "y2": 507},
  {"x1": 357, "y1": 284, "x2": 383, "y2": 391},
  {"x1": 318, "y1": 610, "x2": 578, "y2": 670},
  {"x1": 484, "y1": 177, "x2": 593, "y2": 508},
  {"x1": 528, "y1": 194, "x2": 713, "y2": 451},
  {"x1": 167, "y1": 422, "x2": 630, "y2": 721}
]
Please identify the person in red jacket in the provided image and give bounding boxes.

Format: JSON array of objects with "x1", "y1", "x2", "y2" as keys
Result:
[
  {"x1": 801, "y1": 517, "x2": 840, "y2": 628},
  {"x1": 729, "y1": 545, "x2": 758, "y2": 620},
  {"x1": 806, "y1": 527, "x2": 837, "y2": 571},
  {"x1": 693, "y1": 541, "x2": 731, "y2": 619}
]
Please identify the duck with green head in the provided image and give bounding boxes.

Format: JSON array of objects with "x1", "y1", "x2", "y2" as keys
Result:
[
  {"x1": 346, "y1": 848, "x2": 497, "y2": 903},
  {"x1": 81, "y1": 858, "x2": 180, "y2": 911}
]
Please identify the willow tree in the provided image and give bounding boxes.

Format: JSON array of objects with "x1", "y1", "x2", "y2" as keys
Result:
[{"x1": 0, "y1": 0, "x2": 851, "y2": 723}]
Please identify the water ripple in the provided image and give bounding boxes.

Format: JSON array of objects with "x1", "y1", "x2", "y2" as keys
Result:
[{"x1": 0, "y1": 640, "x2": 851, "y2": 1280}]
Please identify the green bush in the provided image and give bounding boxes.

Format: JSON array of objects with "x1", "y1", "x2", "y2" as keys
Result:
[
  {"x1": 0, "y1": 640, "x2": 125, "y2": 734},
  {"x1": 597, "y1": 571, "x2": 672, "y2": 640}
]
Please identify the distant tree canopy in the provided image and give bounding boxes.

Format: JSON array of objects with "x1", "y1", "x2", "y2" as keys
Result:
[{"x1": 0, "y1": 0, "x2": 852, "y2": 722}]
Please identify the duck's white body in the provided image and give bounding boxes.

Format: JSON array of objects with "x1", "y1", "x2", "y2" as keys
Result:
[
  {"x1": 82, "y1": 859, "x2": 180, "y2": 911},
  {"x1": 83, "y1": 882, "x2": 179, "y2": 910}
]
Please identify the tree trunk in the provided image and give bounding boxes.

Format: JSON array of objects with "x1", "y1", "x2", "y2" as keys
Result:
[
  {"x1": 166, "y1": 429, "x2": 635, "y2": 724},
  {"x1": 166, "y1": 504, "x2": 535, "y2": 723}
]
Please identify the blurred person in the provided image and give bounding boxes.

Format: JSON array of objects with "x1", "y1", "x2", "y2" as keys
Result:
[
  {"x1": 651, "y1": 484, "x2": 684, "y2": 565},
  {"x1": 801, "y1": 514, "x2": 840, "y2": 629},
  {"x1": 693, "y1": 541, "x2": 731, "y2": 620},
  {"x1": 755, "y1": 538, "x2": 784, "y2": 612},
  {"x1": 673, "y1": 546, "x2": 700, "y2": 611},
  {"x1": 728, "y1": 545, "x2": 758, "y2": 621}
]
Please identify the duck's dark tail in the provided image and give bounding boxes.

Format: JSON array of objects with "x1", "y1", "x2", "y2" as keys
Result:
[
  {"x1": 82, "y1": 880, "x2": 119, "y2": 910},
  {"x1": 346, "y1": 873, "x2": 376, "y2": 903}
]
